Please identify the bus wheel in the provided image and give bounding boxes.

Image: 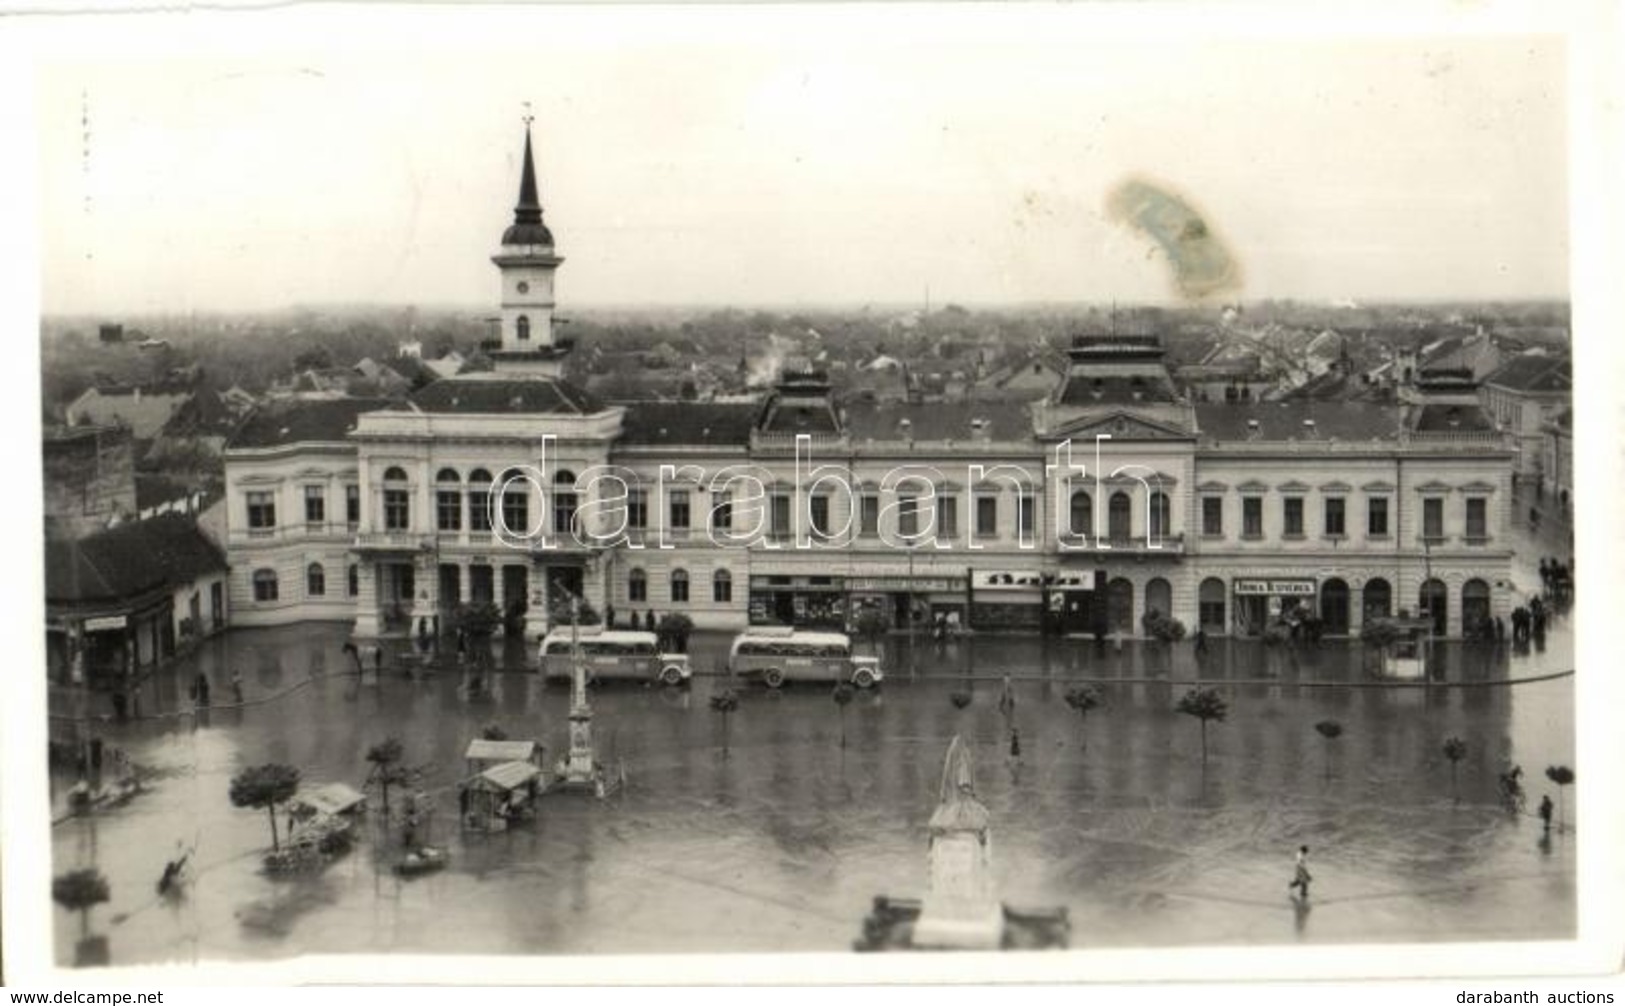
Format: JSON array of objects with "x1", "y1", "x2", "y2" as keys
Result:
[
  {"x1": 853, "y1": 668, "x2": 877, "y2": 689},
  {"x1": 763, "y1": 667, "x2": 786, "y2": 689},
  {"x1": 660, "y1": 665, "x2": 685, "y2": 687}
]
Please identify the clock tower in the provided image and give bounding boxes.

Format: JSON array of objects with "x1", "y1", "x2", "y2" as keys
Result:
[{"x1": 490, "y1": 122, "x2": 568, "y2": 376}]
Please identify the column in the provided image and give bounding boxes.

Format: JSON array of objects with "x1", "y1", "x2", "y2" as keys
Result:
[
  {"x1": 353, "y1": 560, "x2": 381, "y2": 638},
  {"x1": 524, "y1": 561, "x2": 551, "y2": 643}
]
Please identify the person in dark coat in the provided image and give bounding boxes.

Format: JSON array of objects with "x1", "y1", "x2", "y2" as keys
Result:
[
  {"x1": 645, "y1": 610, "x2": 657, "y2": 632},
  {"x1": 1194, "y1": 627, "x2": 1209, "y2": 656},
  {"x1": 1538, "y1": 795, "x2": 1554, "y2": 835}
]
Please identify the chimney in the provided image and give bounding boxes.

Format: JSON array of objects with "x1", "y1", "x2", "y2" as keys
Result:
[
  {"x1": 1245, "y1": 418, "x2": 1262, "y2": 441},
  {"x1": 971, "y1": 417, "x2": 992, "y2": 443},
  {"x1": 1302, "y1": 418, "x2": 1317, "y2": 438}
]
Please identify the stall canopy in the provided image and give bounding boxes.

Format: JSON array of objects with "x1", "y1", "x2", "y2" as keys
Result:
[
  {"x1": 472, "y1": 760, "x2": 543, "y2": 792},
  {"x1": 465, "y1": 739, "x2": 540, "y2": 766},
  {"x1": 293, "y1": 782, "x2": 367, "y2": 817}
]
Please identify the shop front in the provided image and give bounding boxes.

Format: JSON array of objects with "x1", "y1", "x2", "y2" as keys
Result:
[
  {"x1": 845, "y1": 574, "x2": 967, "y2": 633},
  {"x1": 1050, "y1": 571, "x2": 1102, "y2": 635},
  {"x1": 748, "y1": 575, "x2": 847, "y2": 628},
  {"x1": 1232, "y1": 578, "x2": 1318, "y2": 637},
  {"x1": 970, "y1": 569, "x2": 1045, "y2": 632}
]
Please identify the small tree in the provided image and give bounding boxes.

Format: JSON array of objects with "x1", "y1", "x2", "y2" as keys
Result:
[
  {"x1": 1313, "y1": 720, "x2": 1343, "y2": 781},
  {"x1": 710, "y1": 689, "x2": 739, "y2": 758},
  {"x1": 52, "y1": 867, "x2": 110, "y2": 939},
  {"x1": 229, "y1": 763, "x2": 301, "y2": 851},
  {"x1": 832, "y1": 682, "x2": 855, "y2": 749},
  {"x1": 949, "y1": 690, "x2": 973, "y2": 710},
  {"x1": 365, "y1": 737, "x2": 410, "y2": 814},
  {"x1": 853, "y1": 607, "x2": 888, "y2": 656},
  {"x1": 658, "y1": 612, "x2": 695, "y2": 654},
  {"x1": 1545, "y1": 765, "x2": 1575, "y2": 829},
  {"x1": 453, "y1": 602, "x2": 503, "y2": 669},
  {"x1": 1141, "y1": 609, "x2": 1188, "y2": 644},
  {"x1": 1063, "y1": 686, "x2": 1101, "y2": 748},
  {"x1": 481, "y1": 723, "x2": 510, "y2": 741},
  {"x1": 1442, "y1": 736, "x2": 1468, "y2": 801},
  {"x1": 1175, "y1": 687, "x2": 1229, "y2": 765}
]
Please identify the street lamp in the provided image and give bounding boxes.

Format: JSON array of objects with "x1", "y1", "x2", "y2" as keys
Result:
[{"x1": 907, "y1": 543, "x2": 917, "y2": 678}]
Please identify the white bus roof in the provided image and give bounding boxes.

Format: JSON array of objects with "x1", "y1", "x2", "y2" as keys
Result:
[
  {"x1": 732, "y1": 629, "x2": 852, "y2": 648},
  {"x1": 540, "y1": 629, "x2": 658, "y2": 645}
]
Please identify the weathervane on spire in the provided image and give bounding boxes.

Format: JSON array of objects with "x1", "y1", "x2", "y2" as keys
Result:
[{"x1": 522, "y1": 101, "x2": 534, "y2": 128}]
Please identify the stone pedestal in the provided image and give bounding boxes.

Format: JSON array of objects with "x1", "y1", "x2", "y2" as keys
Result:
[
  {"x1": 913, "y1": 736, "x2": 1002, "y2": 950},
  {"x1": 559, "y1": 709, "x2": 598, "y2": 787}
]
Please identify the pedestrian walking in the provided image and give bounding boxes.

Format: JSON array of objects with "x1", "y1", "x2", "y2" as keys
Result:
[
  {"x1": 1008, "y1": 726, "x2": 1021, "y2": 759},
  {"x1": 231, "y1": 671, "x2": 244, "y2": 706},
  {"x1": 1538, "y1": 795, "x2": 1554, "y2": 834},
  {"x1": 1494, "y1": 616, "x2": 1505, "y2": 644},
  {"x1": 193, "y1": 673, "x2": 211, "y2": 706},
  {"x1": 1194, "y1": 627, "x2": 1209, "y2": 656},
  {"x1": 997, "y1": 674, "x2": 1016, "y2": 717},
  {"x1": 645, "y1": 609, "x2": 657, "y2": 632},
  {"x1": 605, "y1": 604, "x2": 615, "y2": 628},
  {"x1": 1289, "y1": 845, "x2": 1313, "y2": 900}
]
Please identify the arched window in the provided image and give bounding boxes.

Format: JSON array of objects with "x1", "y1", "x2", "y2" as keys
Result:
[
  {"x1": 1363, "y1": 578, "x2": 1392, "y2": 620},
  {"x1": 713, "y1": 569, "x2": 733, "y2": 604},
  {"x1": 1462, "y1": 578, "x2": 1492, "y2": 636},
  {"x1": 436, "y1": 468, "x2": 461, "y2": 484},
  {"x1": 1145, "y1": 577, "x2": 1172, "y2": 621},
  {"x1": 347, "y1": 564, "x2": 359, "y2": 597},
  {"x1": 1107, "y1": 577, "x2": 1134, "y2": 634},
  {"x1": 670, "y1": 568, "x2": 690, "y2": 604},
  {"x1": 553, "y1": 469, "x2": 578, "y2": 539},
  {"x1": 307, "y1": 563, "x2": 326, "y2": 598},
  {"x1": 1320, "y1": 578, "x2": 1350, "y2": 634},
  {"x1": 1108, "y1": 491, "x2": 1133, "y2": 540},
  {"x1": 628, "y1": 568, "x2": 647, "y2": 603},
  {"x1": 1420, "y1": 579, "x2": 1448, "y2": 637},
  {"x1": 1149, "y1": 491, "x2": 1171, "y2": 539},
  {"x1": 436, "y1": 468, "x2": 463, "y2": 531},
  {"x1": 383, "y1": 466, "x2": 409, "y2": 482},
  {"x1": 516, "y1": 316, "x2": 531, "y2": 341},
  {"x1": 252, "y1": 568, "x2": 279, "y2": 602},
  {"x1": 1198, "y1": 577, "x2": 1226, "y2": 631},
  {"x1": 498, "y1": 468, "x2": 532, "y2": 536},
  {"x1": 1069, "y1": 489, "x2": 1093, "y2": 538},
  {"x1": 468, "y1": 469, "x2": 493, "y2": 533}
]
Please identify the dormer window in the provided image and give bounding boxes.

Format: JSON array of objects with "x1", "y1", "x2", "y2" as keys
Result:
[{"x1": 516, "y1": 316, "x2": 531, "y2": 341}]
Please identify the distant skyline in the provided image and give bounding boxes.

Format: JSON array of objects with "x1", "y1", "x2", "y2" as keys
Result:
[{"x1": 36, "y1": 9, "x2": 1570, "y2": 316}]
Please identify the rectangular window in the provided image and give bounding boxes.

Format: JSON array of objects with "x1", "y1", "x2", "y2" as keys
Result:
[
  {"x1": 304, "y1": 486, "x2": 325, "y2": 526},
  {"x1": 554, "y1": 491, "x2": 577, "y2": 538},
  {"x1": 1242, "y1": 497, "x2": 1263, "y2": 538},
  {"x1": 770, "y1": 493, "x2": 792, "y2": 540},
  {"x1": 809, "y1": 493, "x2": 832, "y2": 540},
  {"x1": 1324, "y1": 497, "x2": 1346, "y2": 537},
  {"x1": 469, "y1": 491, "x2": 492, "y2": 533},
  {"x1": 1201, "y1": 497, "x2": 1223, "y2": 537},
  {"x1": 898, "y1": 494, "x2": 920, "y2": 537},
  {"x1": 975, "y1": 496, "x2": 998, "y2": 538},
  {"x1": 712, "y1": 572, "x2": 732, "y2": 603},
  {"x1": 247, "y1": 491, "x2": 276, "y2": 531},
  {"x1": 937, "y1": 494, "x2": 959, "y2": 539},
  {"x1": 1423, "y1": 497, "x2": 1444, "y2": 541},
  {"x1": 437, "y1": 491, "x2": 462, "y2": 531},
  {"x1": 346, "y1": 485, "x2": 360, "y2": 528},
  {"x1": 668, "y1": 490, "x2": 690, "y2": 533},
  {"x1": 859, "y1": 495, "x2": 880, "y2": 537},
  {"x1": 1017, "y1": 495, "x2": 1035, "y2": 538},
  {"x1": 1368, "y1": 497, "x2": 1389, "y2": 537},
  {"x1": 628, "y1": 572, "x2": 647, "y2": 603},
  {"x1": 384, "y1": 489, "x2": 411, "y2": 531},
  {"x1": 1283, "y1": 497, "x2": 1304, "y2": 538},
  {"x1": 501, "y1": 489, "x2": 528, "y2": 535},
  {"x1": 711, "y1": 492, "x2": 732, "y2": 533},
  {"x1": 626, "y1": 490, "x2": 648, "y2": 531},
  {"x1": 1465, "y1": 498, "x2": 1488, "y2": 541}
]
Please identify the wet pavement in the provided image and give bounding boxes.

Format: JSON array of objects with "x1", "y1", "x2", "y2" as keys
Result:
[
  {"x1": 47, "y1": 505, "x2": 1577, "y2": 965},
  {"x1": 48, "y1": 612, "x2": 1575, "y2": 966}
]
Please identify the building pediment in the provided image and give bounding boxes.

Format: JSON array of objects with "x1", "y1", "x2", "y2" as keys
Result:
[
  {"x1": 1415, "y1": 480, "x2": 1453, "y2": 494},
  {"x1": 1361, "y1": 480, "x2": 1395, "y2": 493},
  {"x1": 1319, "y1": 481, "x2": 1352, "y2": 493},
  {"x1": 1196, "y1": 480, "x2": 1228, "y2": 493},
  {"x1": 1278, "y1": 480, "x2": 1311, "y2": 493},
  {"x1": 1236, "y1": 479, "x2": 1270, "y2": 493},
  {"x1": 1046, "y1": 410, "x2": 1193, "y2": 442},
  {"x1": 1458, "y1": 480, "x2": 1498, "y2": 494}
]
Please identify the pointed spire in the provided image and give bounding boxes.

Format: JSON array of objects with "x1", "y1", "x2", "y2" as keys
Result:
[
  {"x1": 502, "y1": 114, "x2": 554, "y2": 247},
  {"x1": 514, "y1": 126, "x2": 543, "y2": 225}
]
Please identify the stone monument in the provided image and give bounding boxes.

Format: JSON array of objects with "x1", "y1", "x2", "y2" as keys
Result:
[{"x1": 912, "y1": 736, "x2": 1004, "y2": 950}]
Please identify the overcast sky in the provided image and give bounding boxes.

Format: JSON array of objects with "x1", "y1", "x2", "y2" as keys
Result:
[{"x1": 34, "y1": 8, "x2": 1570, "y2": 314}]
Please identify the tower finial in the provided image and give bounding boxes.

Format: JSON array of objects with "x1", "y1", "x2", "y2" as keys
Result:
[
  {"x1": 522, "y1": 100, "x2": 534, "y2": 129},
  {"x1": 504, "y1": 107, "x2": 551, "y2": 244}
]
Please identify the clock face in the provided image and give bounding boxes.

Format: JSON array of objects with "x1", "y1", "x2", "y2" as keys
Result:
[{"x1": 517, "y1": 281, "x2": 530, "y2": 295}]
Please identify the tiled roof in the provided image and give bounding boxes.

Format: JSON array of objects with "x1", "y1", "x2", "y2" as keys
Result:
[
  {"x1": 45, "y1": 514, "x2": 226, "y2": 605},
  {"x1": 617, "y1": 402, "x2": 759, "y2": 446},
  {"x1": 226, "y1": 398, "x2": 395, "y2": 449},
  {"x1": 843, "y1": 400, "x2": 1035, "y2": 443},
  {"x1": 1195, "y1": 402, "x2": 1400, "y2": 442},
  {"x1": 1055, "y1": 373, "x2": 1180, "y2": 406},
  {"x1": 1484, "y1": 355, "x2": 1571, "y2": 394},
  {"x1": 408, "y1": 378, "x2": 602, "y2": 415}
]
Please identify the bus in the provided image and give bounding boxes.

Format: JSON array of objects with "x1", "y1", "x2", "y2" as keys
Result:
[
  {"x1": 726, "y1": 627, "x2": 883, "y2": 689},
  {"x1": 538, "y1": 628, "x2": 691, "y2": 687}
]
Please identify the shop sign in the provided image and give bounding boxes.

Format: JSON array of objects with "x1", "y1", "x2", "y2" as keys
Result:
[
  {"x1": 84, "y1": 615, "x2": 127, "y2": 632},
  {"x1": 976, "y1": 570, "x2": 1043, "y2": 590},
  {"x1": 1234, "y1": 579, "x2": 1317, "y2": 596},
  {"x1": 846, "y1": 577, "x2": 960, "y2": 593}
]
